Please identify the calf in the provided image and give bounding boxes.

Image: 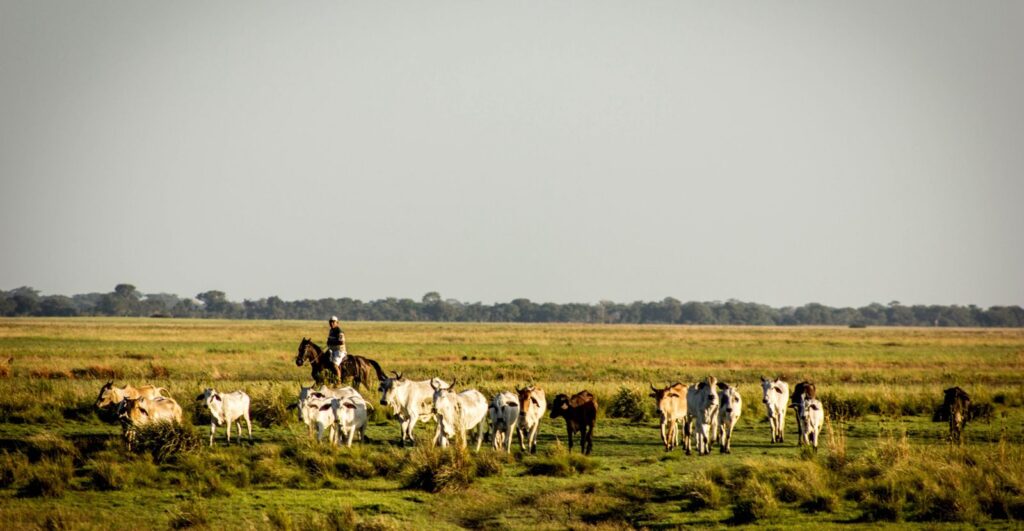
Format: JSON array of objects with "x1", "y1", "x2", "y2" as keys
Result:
[
  {"x1": 379, "y1": 373, "x2": 447, "y2": 446},
  {"x1": 516, "y1": 386, "x2": 546, "y2": 454},
  {"x1": 716, "y1": 382, "x2": 742, "y2": 454},
  {"x1": 760, "y1": 376, "x2": 790, "y2": 443},
  {"x1": 488, "y1": 391, "x2": 520, "y2": 452},
  {"x1": 800, "y1": 396, "x2": 824, "y2": 450},
  {"x1": 296, "y1": 385, "x2": 359, "y2": 436},
  {"x1": 941, "y1": 387, "x2": 971, "y2": 444},
  {"x1": 549, "y1": 390, "x2": 597, "y2": 455},
  {"x1": 305, "y1": 398, "x2": 340, "y2": 444},
  {"x1": 649, "y1": 383, "x2": 687, "y2": 451},
  {"x1": 684, "y1": 377, "x2": 720, "y2": 456},
  {"x1": 196, "y1": 388, "x2": 252, "y2": 446},
  {"x1": 431, "y1": 379, "x2": 489, "y2": 450},
  {"x1": 790, "y1": 381, "x2": 817, "y2": 446}
]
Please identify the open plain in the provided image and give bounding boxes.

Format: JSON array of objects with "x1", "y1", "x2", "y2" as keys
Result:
[{"x1": 1, "y1": 318, "x2": 1022, "y2": 529}]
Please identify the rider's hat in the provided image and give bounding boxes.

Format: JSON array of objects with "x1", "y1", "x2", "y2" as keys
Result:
[{"x1": 329, "y1": 316, "x2": 339, "y2": 323}]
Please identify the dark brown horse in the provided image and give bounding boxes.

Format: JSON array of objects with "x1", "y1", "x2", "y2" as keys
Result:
[{"x1": 294, "y1": 338, "x2": 386, "y2": 390}]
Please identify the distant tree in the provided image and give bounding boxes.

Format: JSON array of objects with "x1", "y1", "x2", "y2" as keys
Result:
[{"x1": 39, "y1": 295, "x2": 78, "y2": 316}]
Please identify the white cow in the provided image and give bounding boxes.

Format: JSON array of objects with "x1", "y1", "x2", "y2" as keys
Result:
[
  {"x1": 516, "y1": 386, "x2": 546, "y2": 454},
  {"x1": 684, "y1": 376, "x2": 720, "y2": 455},
  {"x1": 378, "y1": 372, "x2": 448, "y2": 446},
  {"x1": 488, "y1": 392, "x2": 520, "y2": 452},
  {"x1": 117, "y1": 396, "x2": 184, "y2": 450},
  {"x1": 801, "y1": 396, "x2": 824, "y2": 450},
  {"x1": 716, "y1": 382, "x2": 742, "y2": 454},
  {"x1": 196, "y1": 388, "x2": 252, "y2": 446},
  {"x1": 760, "y1": 376, "x2": 790, "y2": 444},
  {"x1": 335, "y1": 396, "x2": 370, "y2": 447},
  {"x1": 431, "y1": 379, "x2": 488, "y2": 450},
  {"x1": 305, "y1": 398, "x2": 339, "y2": 444},
  {"x1": 297, "y1": 385, "x2": 359, "y2": 436}
]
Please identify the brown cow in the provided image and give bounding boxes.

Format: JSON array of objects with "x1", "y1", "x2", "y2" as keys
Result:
[
  {"x1": 790, "y1": 381, "x2": 817, "y2": 445},
  {"x1": 649, "y1": 383, "x2": 687, "y2": 451},
  {"x1": 516, "y1": 386, "x2": 547, "y2": 454},
  {"x1": 550, "y1": 390, "x2": 597, "y2": 455},
  {"x1": 940, "y1": 387, "x2": 971, "y2": 444}
]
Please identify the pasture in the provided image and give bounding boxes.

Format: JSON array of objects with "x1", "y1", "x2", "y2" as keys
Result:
[{"x1": 1, "y1": 318, "x2": 1023, "y2": 529}]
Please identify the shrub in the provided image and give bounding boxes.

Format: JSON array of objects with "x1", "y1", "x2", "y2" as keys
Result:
[
  {"x1": 88, "y1": 459, "x2": 127, "y2": 490},
  {"x1": 251, "y1": 387, "x2": 294, "y2": 428},
  {"x1": 130, "y1": 421, "x2": 202, "y2": 463},
  {"x1": 729, "y1": 480, "x2": 778, "y2": 524},
  {"x1": 680, "y1": 475, "x2": 723, "y2": 511},
  {"x1": 402, "y1": 446, "x2": 475, "y2": 493},
  {"x1": 168, "y1": 498, "x2": 210, "y2": 529},
  {"x1": 0, "y1": 450, "x2": 31, "y2": 488},
  {"x1": 606, "y1": 386, "x2": 649, "y2": 422}
]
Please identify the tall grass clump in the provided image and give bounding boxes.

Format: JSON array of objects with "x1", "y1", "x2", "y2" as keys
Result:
[
  {"x1": 130, "y1": 421, "x2": 202, "y2": 463},
  {"x1": 523, "y1": 440, "x2": 596, "y2": 477},
  {"x1": 607, "y1": 386, "x2": 650, "y2": 422},
  {"x1": 402, "y1": 445, "x2": 476, "y2": 493},
  {"x1": 18, "y1": 455, "x2": 74, "y2": 498}
]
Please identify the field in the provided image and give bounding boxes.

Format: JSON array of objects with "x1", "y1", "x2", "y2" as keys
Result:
[{"x1": 1, "y1": 318, "x2": 1023, "y2": 529}]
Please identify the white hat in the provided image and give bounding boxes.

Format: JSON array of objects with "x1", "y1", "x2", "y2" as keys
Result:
[{"x1": 329, "y1": 316, "x2": 339, "y2": 322}]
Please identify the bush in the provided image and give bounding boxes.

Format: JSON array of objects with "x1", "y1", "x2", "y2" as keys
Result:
[
  {"x1": 402, "y1": 446, "x2": 475, "y2": 493},
  {"x1": 168, "y1": 498, "x2": 210, "y2": 529},
  {"x1": 729, "y1": 480, "x2": 778, "y2": 524},
  {"x1": 130, "y1": 421, "x2": 202, "y2": 463},
  {"x1": 0, "y1": 450, "x2": 30, "y2": 488},
  {"x1": 680, "y1": 475, "x2": 723, "y2": 511},
  {"x1": 18, "y1": 456, "x2": 73, "y2": 498},
  {"x1": 606, "y1": 386, "x2": 649, "y2": 422},
  {"x1": 251, "y1": 387, "x2": 294, "y2": 428}
]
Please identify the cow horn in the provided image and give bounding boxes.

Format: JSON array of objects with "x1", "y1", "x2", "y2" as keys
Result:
[
  {"x1": 650, "y1": 383, "x2": 658, "y2": 392},
  {"x1": 431, "y1": 378, "x2": 440, "y2": 391},
  {"x1": 449, "y1": 378, "x2": 457, "y2": 390}
]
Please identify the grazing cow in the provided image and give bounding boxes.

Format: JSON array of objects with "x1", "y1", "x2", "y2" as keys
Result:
[
  {"x1": 800, "y1": 396, "x2": 824, "y2": 450},
  {"x1": 378, "y1": 372, "x2": 448, "y2": 446},
  {"x1": 760, "y1": 376, "x2": 790, "y2": 444},
  {"x1": 790, "y1": 381, "x2": 817, "y2": 446},
  {"x1": 716, "y1": 382, "x2": 742, "y2": 454},
  {"x1": 516, "y1": 386, "x2": 546, "y2": 454},
  {"x1": 95, "y1": 381, "x2": 168, "y2": 411},
  {"x1": 684, "y1": 377, "x2": 720, "y2": 456},
  {"x1": 431, "y1": 379, "x2": 489, "y2": 450},
  {"x1": 196, "y1": 388, "x2": 252, "y2": 446},
  {"x1": 488, "y1": 391, "x2": 520, "y2": 452},
  {"x1": 940, "y1": 387, "x2": 971, "y2": 444},
  {"x1": 549, "y1": 390, "x2": 597, "y2": 455},
  {"x1": 649, "y1": 383, "x2": 688, "y2": 451},
  {"x1": 334, "y1": 396, "x2": 370, "y2": 447},
  {"x1": 117, "y1": 396, "x2": 183, "y2": 450}
]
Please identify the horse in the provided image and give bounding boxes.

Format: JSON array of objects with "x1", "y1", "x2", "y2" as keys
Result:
[{"x1": 295, "y1": 338, "x2": 386, "y2": 390}]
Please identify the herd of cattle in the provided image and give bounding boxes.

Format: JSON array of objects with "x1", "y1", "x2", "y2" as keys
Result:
[{"x1": 94, "y1": 373, "x2": 976, "y2": 454}]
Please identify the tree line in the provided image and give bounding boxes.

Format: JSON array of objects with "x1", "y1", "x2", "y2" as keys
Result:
[{"x1": 1, "y1": 285, "x2": 1022, "y2": 327}]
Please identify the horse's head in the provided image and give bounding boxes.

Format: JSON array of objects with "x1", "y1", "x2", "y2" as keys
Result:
[{"x1": 296, "y1": 338, "x2": 313, "y2": 367}]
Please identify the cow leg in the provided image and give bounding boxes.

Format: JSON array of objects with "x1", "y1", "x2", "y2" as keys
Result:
[
  {"x1": 779, "y1": 410, "x2": 786, "y2": 443},
  {"x1": 210, "y1": 422, "x2": 216, "y2": 446},
  {"x1": 244, "y1": 413, "x2": 252, "y2": 442},
  {"x1": 584, "y1": 424, "x2": 593, "y2": 455},
  {"x1": 566, "y1": 424, "x2": 574, "y2": 453},
  {"x1": 226, "y1": 418, "x2": 233, "y2": 444},
  {"x1": 683, "y1": 419, "x2": 692, "y2": 455}
]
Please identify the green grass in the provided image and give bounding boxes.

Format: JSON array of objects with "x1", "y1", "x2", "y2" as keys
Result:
[{"x1": 0, "y1": 317, "x2": 1022, "y2": 529}]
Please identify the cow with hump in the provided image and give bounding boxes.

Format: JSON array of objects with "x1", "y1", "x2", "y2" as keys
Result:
[
  {"x1": 790, "y1": 381, "x2": 817, "y2": 446},
  {"x1": 549, "y1": 390, "x2": 597, "y2": 455},
  {"x1": 488, "y1": 391, "x2": 520, "y2": 453},
  {"x1": 378, "y1": 372, "x2": 447, "y2": 446},
  {"x1": 516, "y1": 385, "x2": 546, "y2": 454},
  {"x1": 716, "y1": 381, "x2": 742, "y2": 454},
  {"x1": 430, "y1": 378, "x2": 489, "y2": 450},
  {"x1": 760, "y1": 376, "x2": 790, "y2": 444},
  {"x1": 196, "y1": 388, "x2": 252, "y2": 446},
  {"x1": 683, "y1": 376, "x2": 720, "y2": 456}
]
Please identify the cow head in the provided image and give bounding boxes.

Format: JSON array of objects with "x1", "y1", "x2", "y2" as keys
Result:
[
  {"x1": 761, "y1": 377, "x2": 785, "y2": 405},
  {"x1": 549, "y1": 394, "x2": 570, "y2": 419},
  {"x1": 95, "y1": 380, "x2": 121, "y2": 409},
  {"x1": 650, "y1": 383, "x2": 683, "y2": 418},
  {"x1": 378, "y1": 371, "x2": 404, "y2": 407},
  {"x1": 718, "y1": 383, "x2": 742, "y2": 414},
  {"x1": 518, "y1": 386, "x2": 542, "y2": 415},
  {"x1": 197, "y1": 388, "x2": 224, "y2": 424},
  {"x1": 431, "y1": 381, "x2": 458, "y2": 445},
  {"x1": 698, "y1": 376, "x2": 720, "y2": 412}
]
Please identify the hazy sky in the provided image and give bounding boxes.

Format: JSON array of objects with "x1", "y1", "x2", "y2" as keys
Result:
[{"x1": 1, "y1": 2, "x2": 1022, "y2": 308}]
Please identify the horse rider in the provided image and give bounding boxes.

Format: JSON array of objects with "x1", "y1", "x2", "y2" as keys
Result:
[{"x1": 327, "y1": 316, "x2": 347, "y2": 381}]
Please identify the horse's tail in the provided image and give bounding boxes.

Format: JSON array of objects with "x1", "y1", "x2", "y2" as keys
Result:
[{"x1": 365, "y1": 358, "x2": 386, "y2": 382}]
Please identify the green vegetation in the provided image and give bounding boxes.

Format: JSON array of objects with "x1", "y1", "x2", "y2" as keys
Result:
[{"x1": 0, "y1": 318, "x2": 1022, "y2": 528}]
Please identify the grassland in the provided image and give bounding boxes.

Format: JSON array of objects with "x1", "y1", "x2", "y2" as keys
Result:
[{"x1": 1, "y1": 318, "x2": 1023, "y2": 529}]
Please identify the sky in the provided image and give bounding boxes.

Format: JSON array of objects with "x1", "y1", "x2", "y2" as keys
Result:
[{"x1": 1, "y1": 1, "x2": 1022, "y2": 308}]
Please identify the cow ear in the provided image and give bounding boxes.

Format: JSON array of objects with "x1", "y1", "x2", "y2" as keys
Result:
[
  {"x1": 139, "y1": 408, "x2": 149, "y2": 417},
  {"x1": 774, "y1": 386, "x2": 783, "y2": 394},
  {"x1": 195, "y1": 393, "x2": 205, "y2": 401},
  {"x1": 344, "y1": 402, "x2": 356, "y2": 409},
  {"x1": 717, "y1": 382, "x2": 729, "y2": 390},
  {"x1": 531, "y1": 397, "x2": 540, "y2": 406},
  {"x1": 212, "y1": 394, "x2": 221, "y2": 402},
  {"x1": 697, "y1": 382, "x2": 706, "y2": 390},
  {"x1": 319, "y1": 404, "x2": 332, "y2": 411}
]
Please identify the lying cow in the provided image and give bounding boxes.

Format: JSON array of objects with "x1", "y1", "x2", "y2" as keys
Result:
[
  {"x1": 488, "y1": 391, "x2": 520, "y2": 453},
  {"x1": 790, "y1": 381, "x2": 817, "y2": 446},
  {"x1": 800, "y1": 396, "x2": 824, "y2": 450},
  {"x1": 196, "y1": 388, "x2": 252, "y2": 446},
  {"x1": 550, "y1": 390, "x2": 597, "y2": 455},
  {"x1": 379, "y1": 372, "x2": 447, "y2": 446},
  {"x1": 95, "y1": 381, "x2": 168, "y2": 411},
  {"x1": 516, "y1": 385, "x2": 546, "y2": 454},
  {"x1": 683, "y1": 377, "x2": 720, "y2": 456},
  {"x1": 939, "y1": 387, "x2": 971, "y2": 444},
  {"x1": 117, "y1": 396, "x2": 183, "y2": 450},
  {"x1": 431, "y1": 379, "x2": 488, "y2": 450},
  {"x1": 716, "y1": 382, "x2": 742, "y2": 454},
  {"x1": 650, "y1": 383, "x2": 687, "y2": 451},
  {"x1": 760, "y1": 376, "x2": 790, "y2": 444}
]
